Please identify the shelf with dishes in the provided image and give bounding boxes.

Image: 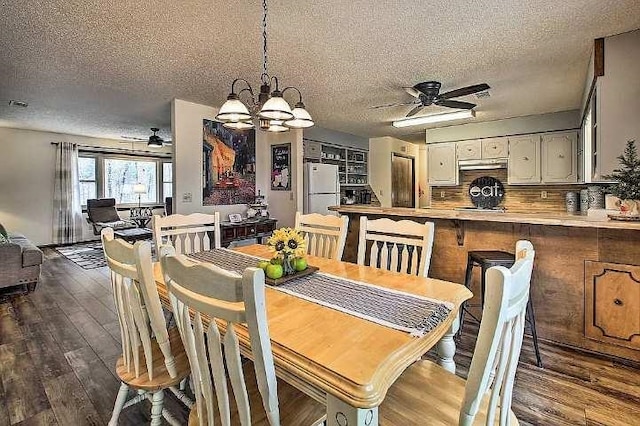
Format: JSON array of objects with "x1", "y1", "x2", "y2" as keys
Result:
[{"x1": 303, "y1": 138, "x2": 369, "y2": 186}]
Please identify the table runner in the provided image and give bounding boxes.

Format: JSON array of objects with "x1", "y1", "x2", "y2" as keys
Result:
[{"x1": 189, "y1": 248, "x2": 453, "y2": 337}]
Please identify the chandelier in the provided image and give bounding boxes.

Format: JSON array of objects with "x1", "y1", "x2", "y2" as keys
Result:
[{"x1": 215, "y1": 0, "x2": 314, "y2": 132}]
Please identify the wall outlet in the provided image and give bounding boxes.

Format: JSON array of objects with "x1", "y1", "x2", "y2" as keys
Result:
[
  {"x1": 379, "y1": 189, "x2": 383, "y2": 196},
  {"x1": 289, "y1": 192, "x2": 294, "y2": 201},
  {"x1": 182, "y1": 192, "x2": 193, "y2": 203},
  {"x1": 440, "y1": 191, "x2": 446, "y2": 198},
  {"x1": 541, "y1": 191, "x2": 548, "y2": 199}
]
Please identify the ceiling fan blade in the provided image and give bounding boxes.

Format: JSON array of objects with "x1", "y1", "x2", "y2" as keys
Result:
[
  {"x1": 435, "y1": 99, "x2": 476, "y2": 109},
  {"x1": 406, "y1": 105, "x2": 424, "y2": 117},
  {"x1": 403, "y1": 86, "x2": 422, "y2": 98},
  {"x1": 438, "y1": 83, "x2": 490, "y2": 100},
  {"x1": 370, "y1": 101, "x2": 419, "y2": 109}
]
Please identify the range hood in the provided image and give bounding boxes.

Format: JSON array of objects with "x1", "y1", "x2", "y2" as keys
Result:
[{"x1": 458, "y1": 158, "x2": 508, "y2": 171}]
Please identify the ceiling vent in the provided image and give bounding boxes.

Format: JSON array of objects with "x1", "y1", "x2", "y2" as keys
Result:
[
  {"x1": 9, "y1": 100, "x2": 29, "y2": 108},
  {"x1": 475, "y1": 91, "x2": 490, "y2": 99}
]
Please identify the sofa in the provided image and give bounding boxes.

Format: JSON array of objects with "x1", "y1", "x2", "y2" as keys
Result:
[{"x1": 0, "y1": 224, "x2": 43, "y2": 292}]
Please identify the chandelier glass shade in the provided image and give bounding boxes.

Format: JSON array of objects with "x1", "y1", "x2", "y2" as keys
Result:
[{"x1": 215, "y1": 0, "x2": 313, "y2": 133}]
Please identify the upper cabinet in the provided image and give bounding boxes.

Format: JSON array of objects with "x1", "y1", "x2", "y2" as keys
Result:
[
  {"x1": 541, "y1": 132, "x2": 577, "y2": 183},
  {"x1": 456, "y1": 140, "x2": 481, "y2": 160},
  {"x1": 581, "y1": 30, "x2": 640, "y2": 182},
  {"x1": 508, "y1": 135, "x2": 541, "y2": 184},
  {"x1": 428, "y1": 142, "x2": 458, "y2": 186},
  {"x1": 482, "y1": 137, "x2": 509, "y2": 159}
]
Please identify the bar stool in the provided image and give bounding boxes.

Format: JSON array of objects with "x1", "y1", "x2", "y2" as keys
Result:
[{"x1": 459, "y1": 250, "x2": 543, "y2": 367}]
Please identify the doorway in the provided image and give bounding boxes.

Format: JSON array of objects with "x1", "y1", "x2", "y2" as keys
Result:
[{"x1": 391, "y1": 153, "x2": 415, "y2": 208}]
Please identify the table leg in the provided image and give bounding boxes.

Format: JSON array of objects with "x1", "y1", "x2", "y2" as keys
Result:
[
  {"x1": 326, "y1": 394, "x2": 378, "y2": 426},
  {"x1": 436, "y1": 315, "x2": 459, "y2": 374}
]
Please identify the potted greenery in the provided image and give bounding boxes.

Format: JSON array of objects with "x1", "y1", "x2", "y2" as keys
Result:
[{"x1": 605, "y1": 140, "x2": 640, "y2": 216}]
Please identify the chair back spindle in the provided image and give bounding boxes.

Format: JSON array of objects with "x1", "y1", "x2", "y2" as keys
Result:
[
  {"x1": 460, "y1": 240, "x2": 535, "y2": 426},
  {"x1": 295, "y1": 212, "x2": 349, "y2": 260},
  {"x1": 357, "y1": 216, "x2": 435, "y2": 277},
  {"x1": 152, "y1": 213, "x2": 221, "y2": 255},
  {"x1": 101, "y1": 228, "x2": 177, "y2": 381},
  {"x1": 160, "y1": 246, "x2": 279, "y2": 426}
]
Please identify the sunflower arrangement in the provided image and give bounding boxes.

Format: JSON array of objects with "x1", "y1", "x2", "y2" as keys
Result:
[{"x1": 266, "y1": 227, "x2": 307, "y2": 275}]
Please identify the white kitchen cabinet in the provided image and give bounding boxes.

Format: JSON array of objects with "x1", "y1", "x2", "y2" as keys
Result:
[
  {"x1": 481, "y1": 137, "x2": 509, "y2": 159},
  {"x1": 541, "y1": 131, "x2": 578, "y2": 183},
  {"x1": 456, "y1": 140, "x2": 481, "y2": 160},
  {"x1": 428, "y1": 142, "x2": 458, "y2": 186},
  {"x1": 508, "y1": 135, "x2": 541, "y2": 184}
]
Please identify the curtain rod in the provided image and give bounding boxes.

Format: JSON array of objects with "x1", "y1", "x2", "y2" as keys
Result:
[{"x1": 50, "y1": 142, "x2": 172, "y2": 158}]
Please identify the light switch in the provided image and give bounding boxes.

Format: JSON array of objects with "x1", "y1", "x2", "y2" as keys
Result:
[{"x1": 182, "y1": 192, "x2": 193, "y2": 203}]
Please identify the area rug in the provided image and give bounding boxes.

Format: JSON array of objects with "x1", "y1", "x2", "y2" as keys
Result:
[{"x1": 55, "y1": 241, "x2": 106, "y2": 269}]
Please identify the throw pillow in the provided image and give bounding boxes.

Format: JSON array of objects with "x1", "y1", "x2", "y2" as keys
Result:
[
  {"x1": 0, "y1": 233, "x2": 9, "y2": 244},
  {"x1": 0, "y1": 223, "x2": 7, "y2": 238}
]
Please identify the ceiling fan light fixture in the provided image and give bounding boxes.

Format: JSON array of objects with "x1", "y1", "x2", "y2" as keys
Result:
[
  {"x1": 392, "y1": 110, "x2": 475, "y2": 128},
  {"x1": 215, "y1": 95, "x2": 252, "y2": 122},
  {"x1": 284, "y1": 102, "x2": 314, "y2": 128},
  {"x1": 147, "y1": 127, "x2": 164, "y2": 147}
]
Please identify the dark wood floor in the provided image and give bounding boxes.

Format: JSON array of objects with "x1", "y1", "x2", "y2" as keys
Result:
[{"x1": 0, "y1": 248, "x2": 639, "y2": 425}]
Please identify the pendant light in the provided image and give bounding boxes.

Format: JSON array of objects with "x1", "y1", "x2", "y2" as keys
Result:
[{"x1": 216, "y1": 0, "x2": 313, "y2": 132}]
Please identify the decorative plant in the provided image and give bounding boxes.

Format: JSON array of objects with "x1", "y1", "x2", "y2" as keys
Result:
[
  {"x1": 263, "y1": 227, "x2": 307, "y2": 278},
  {"x1": 604, "y1": 140, "x2": 640, "y2": 201}
]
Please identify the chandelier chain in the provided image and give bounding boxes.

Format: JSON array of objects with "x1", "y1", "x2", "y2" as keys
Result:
[{"x1": 262, "y1": 0, "x2": 268, "y2": 79}]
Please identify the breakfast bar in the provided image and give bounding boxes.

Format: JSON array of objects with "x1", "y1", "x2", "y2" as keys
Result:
[{"x1": 330, "y1": 205, "x2": 640, "y2": 363}]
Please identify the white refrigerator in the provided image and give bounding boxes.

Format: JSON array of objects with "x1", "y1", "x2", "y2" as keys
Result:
[{"x1": 303, "y1": 163, "x2": 340, "y2": 215}]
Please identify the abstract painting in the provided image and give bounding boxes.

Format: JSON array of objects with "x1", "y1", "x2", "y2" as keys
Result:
[{"x1": 202, "y1": 119, "x2": 256, "y2": 205}]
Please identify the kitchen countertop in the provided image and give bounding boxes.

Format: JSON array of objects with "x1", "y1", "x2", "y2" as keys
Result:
[{"x1": 329, "y1": 205, "x2": 640, "y2": 230}]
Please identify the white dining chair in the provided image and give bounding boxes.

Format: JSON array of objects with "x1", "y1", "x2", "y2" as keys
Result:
[
  {"x1": 152, "y1": 212, "x2": 221, "y2": 255},
  {"x1": 295, "y1": 211, "x2": 349, "y2": 260},
  {"x1": 101, "y1": 228, "x2": 192, "y2": 426},
  {"x1": 356, "y1": 216, "x2": 435, "y2": 277},
  {"x1": 379, "y1": 240, "x2": 535, "y2": 426},
  {"x1": 159, "y1": 245, "x2": 326, "y2": 426}
]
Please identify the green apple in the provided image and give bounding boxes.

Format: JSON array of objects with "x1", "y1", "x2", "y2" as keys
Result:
[
  {"x1": 258, "y1": 260, "x2": 270, "y2": 271},
  {"x1": 294, "y1": 257, "x2": 308, "y2": 272},
  {"x1": 266, "y1": 264, "x2": 284, "y2": 280},
  {"x1": 270, "y1": 257, "x2": 283, "y2": 265}
]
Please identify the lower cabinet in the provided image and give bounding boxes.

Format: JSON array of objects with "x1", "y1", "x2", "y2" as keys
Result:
[{"x1": 585, "y1": 261, "x2": 640, "y2": 350}]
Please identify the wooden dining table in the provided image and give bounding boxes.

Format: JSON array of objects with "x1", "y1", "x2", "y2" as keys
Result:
[{"x1": 153, "y1": 244, "x2": 472, "y2": 426}]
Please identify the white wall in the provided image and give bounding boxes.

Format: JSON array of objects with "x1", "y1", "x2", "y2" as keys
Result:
[
  {"x1": 0, "y1": 127, "x2": 171, "y2": 245},
  {"x1": 425, "y1": 110, "x2": 580, "y2": 143},
  {"x1": 304, "y1": 126, "x2": 369, "y2": 150},
  {"x1": 368, "y1": 136, "x2": 420, "y2": 208},
  {"x1": 171, "y1": 99, "x2": 303, "y2": 228}
]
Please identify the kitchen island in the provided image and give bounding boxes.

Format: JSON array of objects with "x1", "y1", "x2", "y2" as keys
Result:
[{"x1": 330, "y1": 205, "x2": 640, "y2": 363}]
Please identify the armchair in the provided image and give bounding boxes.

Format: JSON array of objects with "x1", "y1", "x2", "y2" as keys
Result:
[{"x1": 86, "y1": 198, "x2": 136, "y2": 235}]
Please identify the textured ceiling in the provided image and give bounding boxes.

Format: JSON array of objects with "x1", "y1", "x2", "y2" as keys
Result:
[{"x1": 1, "y1": 0, "x2": 639, "y2": 143}]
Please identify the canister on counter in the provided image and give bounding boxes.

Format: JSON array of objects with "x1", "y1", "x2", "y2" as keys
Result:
[
  {"x1": 566, "y1": 191, "x2": 578, "y2": 214},
  {"x1": 588, "y1": 186, "x2": 604, "y2": 209},
  {"x1": 580, "y1": 189, "x2": 589, "y2": 214}
]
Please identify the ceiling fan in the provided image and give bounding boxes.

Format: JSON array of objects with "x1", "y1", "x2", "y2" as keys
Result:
[
  {"x1": 372, "y1": 81, "x2": 490, "y2": 117},
  {"x1": 121, "y1": 128, "x2": 172, "y2": 147}
]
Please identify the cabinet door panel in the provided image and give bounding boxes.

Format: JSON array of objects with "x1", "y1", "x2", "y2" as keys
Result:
[
  {"x1": 508, "y1": 135, "x2": 540, "y2": 184},
  {"x1": 428, "y1": 143, "x2": 458, "y2": 186},
  {"x1": 585, "y1": 261, "x2": 640, "y2": 350},
  {"x1": 541, "y1": 132, "x2": 577, "y2": 183},
  {"x1": 456, "y1": 140, "x2": 481, "y2": 160},
  {"x1": 481, "y1": 137, "x2": 509, "y2": 159}
]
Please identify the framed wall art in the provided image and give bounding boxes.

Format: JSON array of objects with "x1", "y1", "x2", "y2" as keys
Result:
[
  {"x1": 202, "y1": 119, "x2": 256, "y2": 205},
  {"x1": 271, "y1": 143, "x2": 291, "y2": 191}
]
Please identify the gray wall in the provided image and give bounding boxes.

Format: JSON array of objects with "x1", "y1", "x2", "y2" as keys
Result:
[
  {"x1": 304, "y1": 126, "x2": 369, "y2": 150},
  {"x1": 425, "y1": 110, "x2": 581, "y2": 143}
]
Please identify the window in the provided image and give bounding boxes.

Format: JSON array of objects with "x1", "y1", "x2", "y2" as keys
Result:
[
  {"x1": 104, "y1": 158, "x2": 157, "y2": 204},
  {"x1": 78, "y1": 156, "x2": 97, "y2": 206},
  {"x1": 78, "y1": 153, "x2": 171, "y2": 207},
  {"x1": 163, "y1": 162, "x2": 173, "y2": 198}
]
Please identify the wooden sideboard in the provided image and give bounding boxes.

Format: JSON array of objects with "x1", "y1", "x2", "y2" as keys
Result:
[{"x1": 219, "y1": 218, "x2": 277, "y2": 247}]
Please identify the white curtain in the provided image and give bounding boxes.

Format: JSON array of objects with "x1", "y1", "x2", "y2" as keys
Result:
[{"x1": 53, "y1": 142, "x2": 83, "y2": 244}]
